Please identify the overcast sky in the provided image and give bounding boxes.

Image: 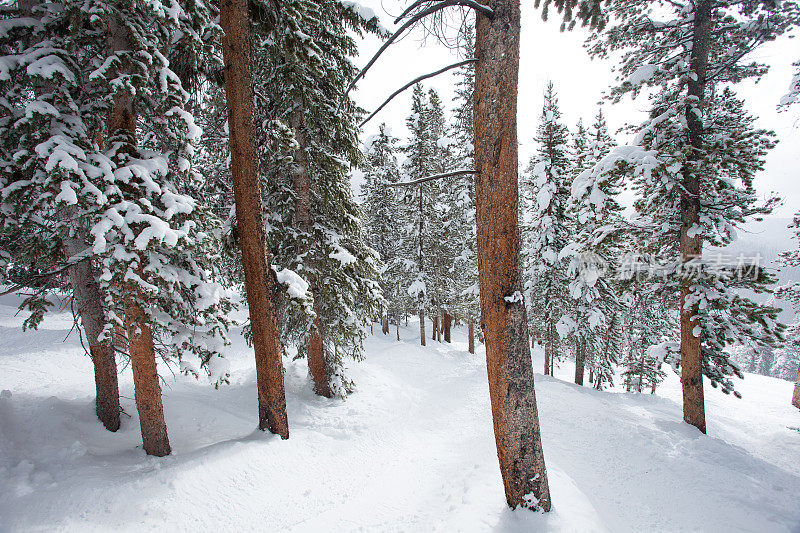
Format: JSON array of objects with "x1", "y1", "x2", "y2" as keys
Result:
[{"x1": 351, "y1": 1, "x2": 800, "y2": 220}]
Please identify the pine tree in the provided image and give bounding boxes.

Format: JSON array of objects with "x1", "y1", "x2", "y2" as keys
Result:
[
  {"x1": 522, "y1": 82, "x2": 572, "y2": 376},
  {"x1": 402, "y1": 84, "x2": 435, "y2": 346},
  {"x1": 254, "y1": 0, "x2": 382, "y2": 397},
  {"x1": 588, "y1": 0, "x2": 798, "y2": 430},
  {"x1": 1, "y1": 0, "x2": 237, "y2": 454},
  {"x1": 564, "y1": 109, "x2": 623, "y2": 387},
  {"x1": 448, "y1": 27, "x2": 480, "y2": 352},
  {"x1": 361, "y1": 124, "x2": 403, "y2": 337}
]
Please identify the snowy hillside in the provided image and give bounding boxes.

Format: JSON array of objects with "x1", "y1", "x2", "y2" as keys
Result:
[{"x1": 1, "y1": 296, "x2": 799, "y2": 532}]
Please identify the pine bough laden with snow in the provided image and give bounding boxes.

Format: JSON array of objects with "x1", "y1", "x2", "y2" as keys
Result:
[
  {"x1": 585, "y1": 0, "x2": 797, "y2": 402},
  {"x1": 0, "y1": 0, "x2": 235, "y2": 376},
  {"x1": 252, "y1": 0, "x2": 383, "y2": 397}
]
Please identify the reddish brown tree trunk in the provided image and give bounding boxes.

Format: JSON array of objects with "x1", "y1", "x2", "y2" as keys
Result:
[
  {"x1": 125, "y1": 264, "x2": 171, "y2": 457},
  {"x1": 61, "y1": 224, "x2": 120, "y2": 432},
  {"x1": 792, "y1": 364, "x2": 800, "y2": 409},
  {"x1": 468, "y1": 317, "x2": 475, "y2": 354},
  {"x1": 574, "y1": 338, "x2": 586, "y2": 386},
  {"x1": 308, "y1": 313, "x2": 333, "y2": 398},
  {"x1": 396, "y1": 317, "x2": 400, "y2": 341},
  {"x1": 443, "y1": 312, "x2": 452, "y2": 343},
  {"x1": 220, "y1": 0, "x2": 289, "y2": 437},
  {"x1": 107, "y1": 15, "x2": 170, "y2": 455},
  {"x1": 680, "y1": 0, "x2": 712, "y2": 435},
  {"x1": 432, "y1": 314, "x2": 439, "y2": 341},
  {"x1": 382, "y1": 313, "x2": 389, "y2": 335},
  {"x1": 474, "y1": 0, "x2": 550, "y2": 511}
]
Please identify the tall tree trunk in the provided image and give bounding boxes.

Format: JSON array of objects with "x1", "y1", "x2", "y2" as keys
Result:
[
  {"x1": 588, "y1": 368, "x2": 595, "y2": 387},
  {"x1": 468, "y1": 317, "x2": 475, "y2": 354},
  {"x1": 792, "y1": 364, "x2": 800, "y2": 409},
  {"x1": 432, "y1": 314, "x2": 438, "y2": 341},
  {"x1": 125, "y1": 265, "x2": 170, "y2": 456},
  {"x1": 106, "y1": 15, "x2": 170, "y2": 456},
  {"x1": 290, "y1": 106, "x2": 333, "y2": 398},
  {"x1": 220, "y1": 0, "x2": 289, "y2": 437},
  {"x1": 574, "y1": 338, "x2": 585, "y2": 386},
  {"x1": 61, "y1": 225, "x2": 120, "y2": 432},
  {"x1": 396, "y1": 315, "x2": 400, "y2": 341},
  {"x1": 382, "y1": 313, "x2": 389, "y2": 335},
  {"x1": 443, "y1": 312, "x2": 452, "y2": 343},
  {"x1": 474, "y1": 0, "x2": 551, "y2": 511},
  {"x1": 680, "y1": 0, "x2": 712, "y2": 435}
]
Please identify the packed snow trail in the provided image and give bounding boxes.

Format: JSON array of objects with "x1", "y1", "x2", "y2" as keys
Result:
[{"x1": 0, "y1": 294, "x2": 799, "y2": 531}]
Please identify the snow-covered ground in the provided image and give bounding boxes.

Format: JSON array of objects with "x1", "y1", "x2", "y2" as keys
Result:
[{"x1": 1, "y1": 294, "x2": 799, "y2": 532}]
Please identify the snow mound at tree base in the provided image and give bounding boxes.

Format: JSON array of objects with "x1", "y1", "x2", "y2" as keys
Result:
[{"x1": 0, "y1": 307, "x2": 799, "y2": 531}]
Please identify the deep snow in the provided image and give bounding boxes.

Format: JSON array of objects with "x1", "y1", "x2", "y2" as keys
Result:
[{"x1": 1, "y1": 293, "x2": 799, "y2": 532}]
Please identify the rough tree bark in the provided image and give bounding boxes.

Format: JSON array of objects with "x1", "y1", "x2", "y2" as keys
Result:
[
  {"x1": 61, "y1": 224, "x2": 121, "y2": 432},
  {"x1": 680, "y1": 0, "x2": 711, "y2": 435},
  {"x1": 792, "y1": 364, "x2": 800, "y2": 409},
  {"x1": 574, "y1": 338, "x2": 585, "y2": 386},
  {"x1": 220, "y1": 0, "x2": 289, "y2": 436},
  {"x1": 432, "y1": 314, "x2": 439, "y2": 341},
  {"x1": 474, "y1": 0, "x2": 551, "y2": 511},
  {"x1": 290, "y1": 107, "x2": 334, "y2": 398},
  {"x1": 106, "y1": 15, "x2": 170, "y2": 456},
  {"x1": 443, "y1": 312, "x2": 451, "y2": 343},
  {"x1": 124, "y1": 269, "x2": 170, "y2": 456},
  {"x1": 382, "y1": 313, "x2": 390, "y2": 335}
]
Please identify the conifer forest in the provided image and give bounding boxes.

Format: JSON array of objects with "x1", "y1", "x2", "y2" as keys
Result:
[{"x1": 2, "y1": 0, "x2": 800, "y2": 530}]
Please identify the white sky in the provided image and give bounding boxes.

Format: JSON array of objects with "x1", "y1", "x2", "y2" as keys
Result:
[{"x1": 351, "y1": 1, "x2": 800, "y2": 219}]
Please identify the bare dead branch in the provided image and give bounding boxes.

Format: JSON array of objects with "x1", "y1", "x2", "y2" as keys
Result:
[
  {"x1": 361, "y1": 59, "x2": 477, "y2": 127},
  {"x1": 344, "y1": 0, "x2": 493, "y2": 99},
  {"x1": 394, "y1": 0, "x2": 490, "y2": 24},
  {"x1": 386, "y1": 169, "x2": 478, "y2": 187}
]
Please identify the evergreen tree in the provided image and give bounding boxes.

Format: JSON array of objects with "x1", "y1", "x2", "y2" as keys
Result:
[
  {"x1": 255, "y1": 0, "x2": 383, "y2": 397},
  {"x1": 447, "y1": 26, "x2": 480, "y2": 351},
  {"x1": 587, "y1": 1, "x2": 797, "y2": 430},
  {"x1": 564, "y1": 109, "x2": 623, "y2": 387},
  {"x1": 401, "y1": 84, "x2": 435, "y2": 346},
  {"x1": 0, "y1": 0, "x2": 235, "y2": 454},
  {"x1": 361, "y1": 124, "x2": 403, "y2": 336},
  {"x1": 522, "y1": 82, "x2": 572, "y2": 376}
]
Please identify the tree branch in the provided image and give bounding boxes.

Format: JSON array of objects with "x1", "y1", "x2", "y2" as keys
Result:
[
  {"x1": 394, "y1": 0, "x2": 493, "y2": 24},
  {"x1": 386, "y1": 169, "x2": 478, "y2": 187},
  {"x1": 361, "y1": 59, "x2": 477, "y2": 127},
  {"x1": 344, "y1": 0, "x2": 493, "y2": 99}
]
